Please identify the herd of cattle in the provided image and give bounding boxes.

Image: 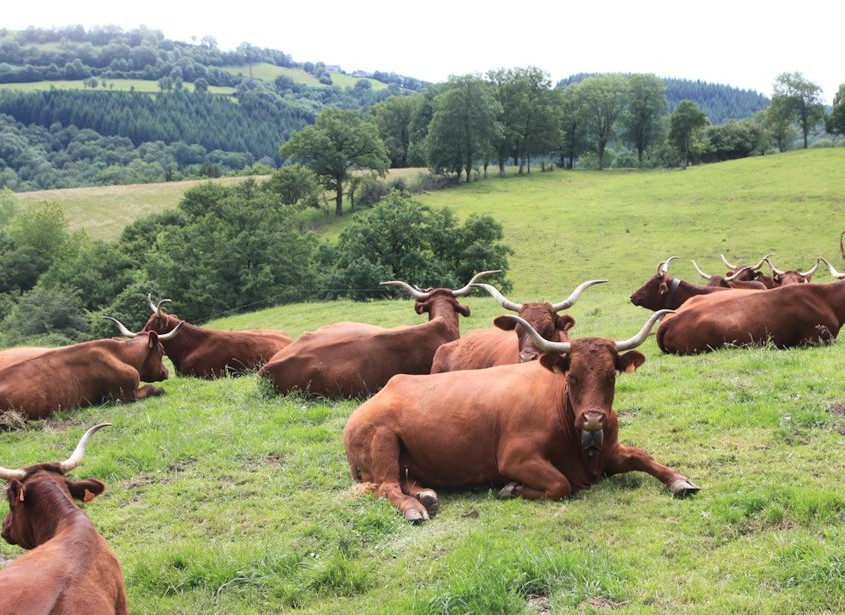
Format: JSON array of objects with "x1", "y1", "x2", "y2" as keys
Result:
[{"x1": 4, "y1": 247, "x2": 845, "y2": 611}]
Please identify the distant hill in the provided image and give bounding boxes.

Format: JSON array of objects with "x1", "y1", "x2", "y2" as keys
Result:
[
  {"x1": 0, "y1": 25, "x2": 773, "y2": 191},
  {"x1": 557, "y1": 73, "x2": 769, "y2": 125}
]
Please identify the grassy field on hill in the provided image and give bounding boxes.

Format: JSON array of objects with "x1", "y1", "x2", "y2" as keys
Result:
[
  {"x1": 3, "y1": 149, "x2": 845, "y2": 613},
  {"x1": 0, "y1": 78, "x2": 236, "y2": 95}
]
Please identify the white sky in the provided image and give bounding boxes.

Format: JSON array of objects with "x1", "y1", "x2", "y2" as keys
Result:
[{"x1": 7, "y1": 0, "x2": 844, "y2": 101}]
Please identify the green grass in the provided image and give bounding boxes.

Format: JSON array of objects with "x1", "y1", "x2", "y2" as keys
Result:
[
  {"x1": 4, "y1": 149, "x2": 845, "y2": 613},
  {"x1": 221, "y1": 63, "x2": 388, "y2": 90}
]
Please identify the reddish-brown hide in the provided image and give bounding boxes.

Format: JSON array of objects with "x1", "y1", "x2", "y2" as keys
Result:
[
  {"x1": 431, "y1": 279, "x2": 605, "y2": 372},
  {"x1": 143, "y1": 295, "x2": 293, "y2": 378},
  {"x1": 0, "y1": 328, "x2": 172, "y2": 419},
  {"x1": 344, "y1": 310, "x2": 698, "y2": 522},
  {"x1": 259, "y1": 272, "x2": 497, "y2": 398},
  {"x1": 0, "y1": 424, "x2": 127, "y2": 614}
]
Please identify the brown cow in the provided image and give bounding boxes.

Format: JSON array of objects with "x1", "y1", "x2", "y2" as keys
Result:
[
  {"x1": 343, "y1": 309, "x2": 698, "y2": 522},
  {"x1": 430, "y1": 279, "x2": 606, "y2": 372},
  {"x1": 0, "y1": 347, "x2": 54, "y2": 371},
  {"x1": 762, "y1": 256, "x2": 819, "y2": 286},
  {"x1": 0, "y1": 423, "x2": 127, "y2": 614},
  {"x1": 656, "y1": 278, "x2": 845, "y2": 354},
  {"x1": 719, "y1": 254, "x2": 778, "y2": 288},
  {"x1": 0, "y1": 321, "x2": 177, "y2": 419},
  {"x1": 629, "y1": 257, "x2": 754, "y2": 311},
  {"x1": 691, "y1": 258, "x2": 768, "y2": 289},
  {"x1": 143, "y1": 295, "x2": 294, "y2": 378},
  {"x1": 258, "y1": 271, "x2": 498, "y2": 398}
]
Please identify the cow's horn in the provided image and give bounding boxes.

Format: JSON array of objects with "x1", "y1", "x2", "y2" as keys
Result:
[
  {"x1": 471, "y1": 283, "x2": 522, "y2": 311},
  {"x1": 819, "y1": 256, "x2": 845, "y2": 279},
  {"x1": 658, "y1": 256, "x2": 677, "y2": 276},
  {"x1": 451, "y1": 270, "x2": 501, "y2": 297},
  {"x1": 751, "y1": 254, "x2": 772, "y2": 270},
  {"x1": 723, "y1": 267, "x2": 752, "y2": 283},
  {"x1": 551, "y1": 279, "x2": 608, "y2": 312},
  {"x1": 380, "y1": 280, "x2": 430, "y2": 300},
  {"x1": 840, "y1": 230, "x2": 845, "y2": 260},
  {"x1": 156, "y1": 321, "x2": 183, "y2": 341},
  {"x1": 59, "y1": 423, "x2": 111, "y2": 473},
  {"x1": 500, "y1": 314, "x2": 571, "y2": 354},
  {"x1": 0, "y1": 464, "x2": 26, "y2": 480},
  {"x1": 104, "y1": 316, "x2": 140, "y2": 338},
  {"x1": 615, "y1": 309, "x2": 674, "y2": 351},
  {"x1": 719, "y1": 254, "x2": 737, "y2": 269},
  {"x1": 799, "y1": 258, "x2": 819, "y2": 277},
  {"x1": 147, "y1": 293, "x2": 172, "y2": 315},
  {"x1": 690, "y1": 260, "x2": 712, "y2": 280},
  {"x1": 763, "y1": 257, "x2": 784, "y2": 275}
]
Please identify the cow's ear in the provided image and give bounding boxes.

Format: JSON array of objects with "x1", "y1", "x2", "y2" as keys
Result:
[
  {"x1": 456, "y1": 304, "x2": 471, "y2": 317},
  {"x1": 539, "y1": 352, "x2": 569, "y2": 373},
  {"x1": 7, "y1": 479, "x2": 25, "y2": 506},
  {"x1": 415, "y1": 300, "x2": 428, "y2": 315},
  {"x1": 555, "y1": 315, "x2": 576, "y2": 333},
  {"x1": 493, "y1": 315, "x2": 517, "y2": 330},
  {"x1": 617, "y1": 351, "x2": 646, "y2": 373},
  {"x1": 147, "y1": 331, "x2": 159, "y2": 349},
  {"x1": 659, "y1": 281, "x2": 669, "y2": 295},
  {"x1": 66, "y1": 478, "x2": 106, "y2": 503}
]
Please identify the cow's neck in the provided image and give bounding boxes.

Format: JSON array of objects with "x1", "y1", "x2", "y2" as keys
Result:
[
  {"x1": 425, "y1": 299, "x2": 462, "y2": 338},
  {"x1": 22, "y1": 479, "x2": 89, "y2": 547},
  {"x1": 161, "y1": 320, "x2": 204, "y2": 354}
]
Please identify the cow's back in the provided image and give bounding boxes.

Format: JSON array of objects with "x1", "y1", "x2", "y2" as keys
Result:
[
  {"x1": 431, "y1": 328, "x2": 516, "y2": 373},
  {"x1": 0, "y1": 347, "x2": 54, "y2": 371}
]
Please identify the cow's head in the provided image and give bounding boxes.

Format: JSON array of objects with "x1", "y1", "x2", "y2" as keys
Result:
[
  {"x1": 380, "y1": 271, "x2": 501, "y2": 331},
  {"x1": 503, "y1": 310, "x2": 671, "y2": 457},
  {"x1": 105, "y1": 316, "x2": 181, "y2": 382},
  {"x1": 143, "y1": 294, "x2": 183, "y2": 335},
  {"x1": 692, "y1": 259, "x2": 765, "y2": 288},
  {"x1": 475, "y1": 279, "x2": 606, "y2": 362},
  {"x1": 1, "y1": 424, "x2": 110, "y2": 550},
  {"x1": 629, "y1": 257, "x2": 678, "y2": 310},
  {"x1": 764, "y1": 257, "x2": 818, "y2": 285}
]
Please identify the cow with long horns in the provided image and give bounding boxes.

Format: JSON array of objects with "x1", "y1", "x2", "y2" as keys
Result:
[
  {"x1": 0, "y1": 320, "x2": 177, "y2": 419},
  {"x1": 0, "y1": 424, "x2": 128, "y2": 614},
  {"x1": 259, "y1": 271, "x2": 498, "y2": 398},
  {"x1": 629, "y1": 256, "x2": 759, "y2": 311},
  {"x1": 430, "y1": 279, "x2": 606, "y2": 372},
  {"x1": 142, "y1": 295, "x2": 294, "y2": 378},
  {"x1": 344, "y1": 310, "x2": 699, "y2": 522},
  {"x1": 690, "y1": 257, "x2": 768, "y2": 289},
  {"x1": 762, "y1": 256, "x2": 819, "y2": 286}
]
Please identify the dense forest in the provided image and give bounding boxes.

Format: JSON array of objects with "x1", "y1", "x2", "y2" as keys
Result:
[{"x1": 2, "y1": 25, "x2": 831, "y2": 192}]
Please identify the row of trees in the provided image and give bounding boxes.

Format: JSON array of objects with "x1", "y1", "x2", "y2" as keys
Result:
[
  {"x1": 279, "y1": 70, "x2": 843, "y2": 217},
  {"x1": 0, "y1": 185, "x2": 512, "y2": 346}
]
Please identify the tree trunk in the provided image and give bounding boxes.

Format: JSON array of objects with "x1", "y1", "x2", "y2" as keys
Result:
[{"x1": 335, "y1": 181, "x2": 344, "y2": 216}]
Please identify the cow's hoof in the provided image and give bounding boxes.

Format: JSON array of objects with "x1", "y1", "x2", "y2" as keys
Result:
[
  {"x1": 416, "y1": 489, "x2": 439, "y2": 516},
  {"x1": 668, "y1": 479, "x2": 700, "y2": 498},
  {"x1": 404, "y1": 507, "x2": 430, "y2": 523},
  {"x1": 497, "y1": 482, "x2": 523, "y2": 499}
]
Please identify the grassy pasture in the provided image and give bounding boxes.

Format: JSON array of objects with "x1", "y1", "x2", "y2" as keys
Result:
[
  {"x1": 221, "y1": 63, "x2": 388, "y2": 90},
  {"x1": 3, "y1": 149, "x2": 845, "y2": 613}
]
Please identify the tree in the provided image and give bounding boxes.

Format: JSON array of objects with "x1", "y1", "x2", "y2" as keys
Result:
[
  {"x1": 280, "y1": 108, "x2": 389, "y2": 216},
  {"x1": 553, "y1": 86, "x2": 586, "y2": 169},
  {"x1": 263, "y1": 164, "x2": 322, "y2": 208},
  {"x1": 766, "y1": 96, "x2": 798, "y2": 152},
  {"x1": 488, "y1": 67, "x2": 559, "y2": 176},
  {"x1": 826, "y1": 84, "x2": 845, "y2": 136},
  {"x1": 317, "y1": 192, "x2": 512, "y2": 300},
  {"x1": 575, "y1": 74, "x2": 628, "y2": 170},
  {"x1": 425, "y1": 75, "x2": 502, "y2": 182},
  {"x1": 772, "y1": 72, "x2": 825, "y2": 149},
  {"x1": 370, "y1": 94, "x2": 419, "y2": 168},
  {"x1": 622, "y1": 74, "x2": 668, "y2": 167},
  {"x1": 669, "y1": 100, "x2": 709, "y2": 167}
]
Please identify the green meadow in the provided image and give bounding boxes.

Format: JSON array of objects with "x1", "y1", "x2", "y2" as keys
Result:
[{"x1": 3, "y1": 149, "x2": 845, "y2": 613}]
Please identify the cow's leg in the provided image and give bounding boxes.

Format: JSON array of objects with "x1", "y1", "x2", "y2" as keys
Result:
[
  {"x1": 497, "y1": 445, "x2": 572, "y2": 500},
  {"x1": 134, "y1": 385, "x2": 165, "y2": 399},
  {"x1": 400, "y1": 476, "x2": 439, "y2": 517},
  {"x1": 363, "y1": 429, "x2": 432, "y2": 522},
  {"x1": 605, "y1": 444, "x2": 699, "y2": 497}
]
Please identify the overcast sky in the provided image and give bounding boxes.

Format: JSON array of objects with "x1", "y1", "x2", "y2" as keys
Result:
[{"x1": 7, "y1": 1, "x2": 844, "y2": 101}]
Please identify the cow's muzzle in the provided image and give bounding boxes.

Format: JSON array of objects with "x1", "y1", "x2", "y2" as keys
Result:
[{"x1": 580, "y1": 411, "x2": 605, "y2": 456}]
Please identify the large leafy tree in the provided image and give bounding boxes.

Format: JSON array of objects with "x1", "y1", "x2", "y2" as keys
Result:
[
  {"x1": 280, "y1": 107, "x2": 389, "y2": 216},
  {"x1": 669, "y1": 100, "x2": 709, "y2": 168},
  {"x1": 771, "y1": 72, "x2": 825, "y2": 149},
  {"x1": 488, "y1": 67, "x2": 559, "y2": 176},
  {"x1": 826, "y1": 83, "x2": 845, "y2": 136},
  {"x1": 552, "y1": 86, "x2": 586, "y2": 169},
  {"x1": 317, "y1": 192, "x2": 512, "y2": 300},
  {"x1": 765, "y1": 96, "x2": 798, "y2": 152},
  {"x1": 575, "y1": 74, "x2": 628, "y2": 170},
  {"x1": 369, "y1": 94, "x2": 420, "y2": 168},
  {"x1": 622, "y1": 74, "x2": 669, "y2": 166},
  {"x1": 425, "y1": 75, "x2": 502, "y2": 182}
]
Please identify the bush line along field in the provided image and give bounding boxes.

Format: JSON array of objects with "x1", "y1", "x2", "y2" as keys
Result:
[{"x1": 3, "y1": 148, "x2": 845, "y2": 613}]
